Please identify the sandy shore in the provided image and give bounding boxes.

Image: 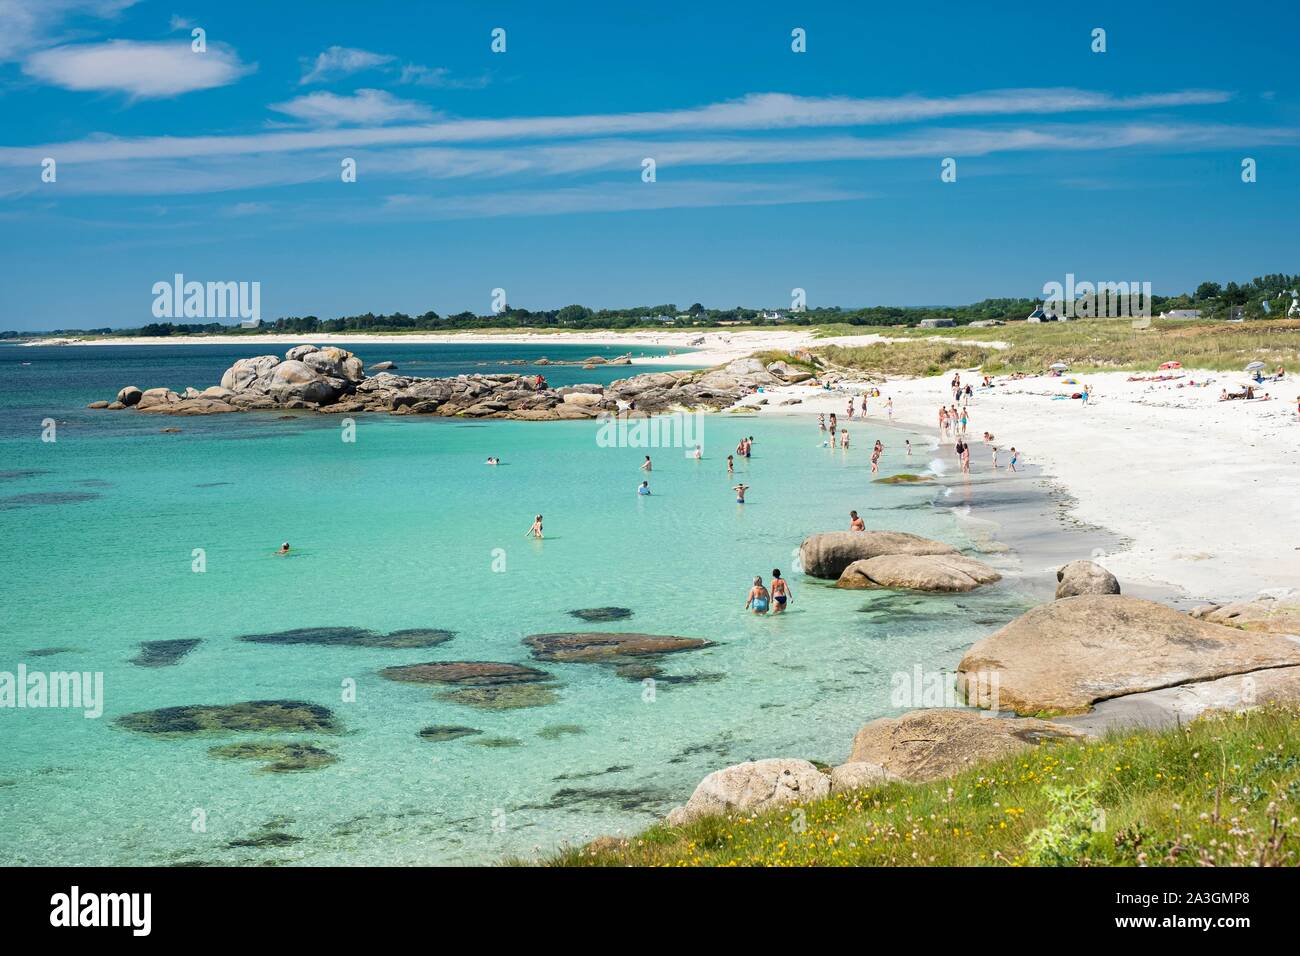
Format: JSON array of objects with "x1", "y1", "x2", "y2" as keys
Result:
[{"x1": 738, "y1": 370, "x2": 1299, "y2": 604}]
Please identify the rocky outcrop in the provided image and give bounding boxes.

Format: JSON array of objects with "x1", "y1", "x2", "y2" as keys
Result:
[
  {"x1": 1190, "y1": 591, "x2": 1300, "y2": 636},
  {"x1": 1055, "y1": 560, "x2": 1120, "y2": 598},
  {"x1": 799, "y1": 530, "x2": 959, "y2": 580},
  {"x1": 378, "y1": 661, "x2": 551, "y2": 685},
  {"x1": 957, "y1": 595, "x2": 1300, "y2": 716},
  {"x1": 102, "y1": 343, "x2": 787, "y2": 419},
  {"x1": 847, "y1": 709, "x2": 1085, "y2": 782},
  {"x1": 836, "y1": 554, "x2": 1001, "y2": 592},
  {"x1": 664, "y1": 759, "x2": 830, "y2": 825}
]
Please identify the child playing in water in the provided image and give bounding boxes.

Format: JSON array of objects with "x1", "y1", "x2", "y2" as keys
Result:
[{"x1": 1007, "y1": 447, "x2": 1019, "y2": 472}]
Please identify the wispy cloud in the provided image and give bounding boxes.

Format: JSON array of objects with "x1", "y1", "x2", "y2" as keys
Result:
[
  {"x1": 0, "y1": 88, "x2": 1235, "y2": 164},
  {"x1": 0, "y1": 0, "x2": 136, "y2": 62},
  {"x1": 399, "y1": 63, "x2": 490, "y2": 89},
  {"x1": 300, "y1": 45, "x2": 394, "y2": 84},
  {"x1": 22, "y1": 39, "x2": 254, "y2": 98},
  {"x1": 269, "y1": 89, "x2": 438, "y2": 126}
]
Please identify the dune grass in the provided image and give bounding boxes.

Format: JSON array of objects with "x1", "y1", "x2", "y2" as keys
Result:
[
  {"x1": 544, "y1": 706, "x2": 1300, "y2": 867},
  {"x1": 813, "y1": 319, "x2": 1300, "y2": 376}
]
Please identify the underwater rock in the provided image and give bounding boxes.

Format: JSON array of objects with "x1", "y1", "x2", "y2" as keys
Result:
[
  {"x1": 613, "y1": 662, "x2": 663, "y2": 681},
  {"x1": 537, "y1": 724, "x2": 585, "y2": 740},
  {"x1": 130, "y1": 639, "x2": 201, "y2": 668},
  {"x1": 27, "y1": 647, "x2": 77, "y2": 657},
  {"x1": 209, "y1": 741, "x2": 337, "y2": 772},
  {"x1": 226, "y1": 830, "x2": 302, "y2": 849},
  {"x1": 437, "y1": 684, "x2": 559, "y2": 710},
  {"x1": 116, "y1": 699, "x2": 339, "y2": 736},
  {"x1": 872, "y1": 473, "x2": 933, "y2": 484},
  {"x1": 0, "y1": 491, "x2": 101, "y2": 510},
  {"x1": 380, "y1": 661, "x2": 551, "y2": 685},
  {"x1": 417, "y1": 725, "x2": 482, "y2": 742},
  {"x1": 567, "y1": 607, "x2": 634, "y2": 622},
  {"x1": 525, "y1": 632, "x2": 714, "y2": 663},
  {"x1": 238, "y1": 626, "x2": 454, "y2": 648},
  {"x1": 469, "y1": 736, "x2": 523, "y2": 748}
]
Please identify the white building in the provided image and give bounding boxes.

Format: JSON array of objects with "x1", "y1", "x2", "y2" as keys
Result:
[{"x1": 1158, "y1": 309, "x2": 1203, "y2": 320}]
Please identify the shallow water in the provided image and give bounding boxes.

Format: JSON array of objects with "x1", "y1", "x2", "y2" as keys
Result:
[{"x1": 0, "y1": 344, "x2": 1065, "y2": 865}]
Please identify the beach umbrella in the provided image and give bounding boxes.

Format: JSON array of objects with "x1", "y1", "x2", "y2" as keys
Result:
[
  {"x1": 1245, "y1": 361, "x2": 1265, "y2": 371},
  {"x1": 1049, "y1": 362, "x2": 1069, "y2": 370},
  {"x1": 1060, "y1": 377, "x2": 1080, "y2": 385},
  {"x1": 1159, "y1": 361, "x2": 1181, "y2": 370}
]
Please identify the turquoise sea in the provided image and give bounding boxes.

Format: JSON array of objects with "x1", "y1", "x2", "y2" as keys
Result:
[{"x1": 0, "y1": 342, "x2": 1054, "y2": 865}]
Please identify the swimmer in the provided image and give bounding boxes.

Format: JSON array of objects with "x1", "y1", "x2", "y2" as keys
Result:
[
  {"x1": 276, "y1": 542, "x2": 290, "y2": 555},
  {"x1": 733, "y1": 482, "x2": 750, "y2": 504},
  {"x1": 693, "y1": 445, "x2": 702, "y2": 460},
  {"x1": 525, "y1": 514, "x2": 544, "y2": 538},
  {"x1": 770, "y1": 569, "x2": 792, "y2": 613},
  {"x1": 849, "y1": 510, "x2": 866, "y2": 531},
  {"x1": 638, "y1": 480, "x2": 651, "y2": 496},
  {"x1": 485, "y1": 456, "x2": 499, "y2": 465},
  {"x1": 641, "y1": 455, "x2": 652, "y2": 471},
  {"x1": 745, "y1": 575, "x2": 770, "y2": 615}
]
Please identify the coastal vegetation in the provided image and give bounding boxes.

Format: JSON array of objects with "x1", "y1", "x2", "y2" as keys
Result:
[
  {"x1": 545, "y1": 705, "x2": 1300, "y2": 867},
  {"x1": 5, "y1": 273, "x2": 1297, "y2": 340},
  {"x1": 816, "y1": 317, "x2": 1300, "y2": 375}
]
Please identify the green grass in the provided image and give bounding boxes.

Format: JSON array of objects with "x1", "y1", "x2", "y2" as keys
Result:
[
  {"x1": 543, "y1": 706, "x2": 1300, "y2": 867},
  {"x1": 751, "y1": 349, "x2": 821, "y2": 372},
  {"x1": 812, "y1": 318, "x2": 1300, "y2": 376}
]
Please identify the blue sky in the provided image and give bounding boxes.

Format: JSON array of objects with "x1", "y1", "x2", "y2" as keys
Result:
[{"x1": 1, "y1": 0, "x2": 1297, "y2": 329}]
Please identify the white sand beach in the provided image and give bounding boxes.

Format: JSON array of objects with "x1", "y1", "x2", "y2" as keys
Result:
[{"x1": 740, "y1": 369, "x2": 1299, "y2": 604}]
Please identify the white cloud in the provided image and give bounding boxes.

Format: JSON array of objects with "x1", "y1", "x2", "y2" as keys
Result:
[
  {"x1": 168, "y1": 14, "x2": 195, "y2": 31},
  {"x1": 399, "y1": 63, "x2": 489, "y2": 89},
  {"x1": 23, "y1": 39, "x2": 254, "y2": 97},
  {"x1": 0, "y1": 88, "x2": 1238, "y2": 167},
  {"x1": 269, "y1": 88, "x2": 436, "y2": 126},
  {"x1": 300, "y1": 45, "x2": 394, "y2": 84},
  {"x1": 0, "y1": 0, "x2": 136, "y2": 62}
]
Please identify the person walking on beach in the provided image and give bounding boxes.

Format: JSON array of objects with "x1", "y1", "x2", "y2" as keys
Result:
[
  {"x1": 960, "y1": 440, "x2": 971, "y2": 473},
  {"x1": 846, "y1": 396, "x2": 855, "y2": 420},
  {"x1": 849, "y1": 510, "x2": 866, "y2": 531},
  {"x1": 818, "y1": 413, "x2": 826, "y2": 432},
  {"x1": 733, "y1": 482, "x2": 750, "y2": 504},
  {"x1": 1007, "y1": 447, "x2": 1019, "y2": 473},
  {"x1": 642, "y1": 455, "x2": 652, "y2": 472},
  {"x1": 745, "y1": 576, "x2": 770, "y2": 615},
  {"x1": 904, "y1": 439, "x2": 912, "y2": 458},
  {"x1": 770, "y1": 569, "x2": 792, "y2": 614},
  {"x1": 525, "y1": 515, "x2": 544, "y2": 538},
  {"x1": 938, "y1": 407, "x2": 948, "y2": 435},
  {"x1": 886, "y1": 398, "x2": 893, "y2": 421}
]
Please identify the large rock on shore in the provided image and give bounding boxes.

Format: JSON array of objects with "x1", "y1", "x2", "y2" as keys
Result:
[
  {"x1": 957, "y1": 595, "x2": 1300, "y2": 716},
  {"x1": 1055, "y1": 560, "x2": 1120, "y2": 598},
  {"x1": 116, "y1": 386, "x2": 142, "y2": 406},
  {"x1": 664, "y1": 758, "x2": 830, "y2": 825},
  {"x1": 829, "y1": 761, "x2": 901, "y2": 793},
  {"x1": 836, "y1": 554, "x2": 1001, "y2": 592},
  {"x1": 220, "y1": 354, "x2": 280, "y2": 392},
  {"x1": 1190, "y1": 591, "x2": 1300, "y2": 636},
  {"x1": 268, "y1": 360, "x2": 345, "y2": 404},
  {"x1": 847, "y1": 709, "x2": 1085, "y2": 782},
  {"x1": 799, "y1": 530, "x2": 959, "y2": 580}
]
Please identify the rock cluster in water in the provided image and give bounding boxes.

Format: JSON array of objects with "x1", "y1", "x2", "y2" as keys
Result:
[{"x1": 94, "y1": 347, "x2": 807, "y2": 419}]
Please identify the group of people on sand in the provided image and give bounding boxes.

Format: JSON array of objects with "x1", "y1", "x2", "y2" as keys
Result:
[{"x1": 746, "y1": 569, "x2": 792, "y2": 614}]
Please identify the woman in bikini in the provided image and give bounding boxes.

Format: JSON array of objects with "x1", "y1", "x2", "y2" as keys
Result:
[
  {"x1": 769, "y1": 569, "x2": 792, "y2": 614},
  {"x1": 525, "y1": 515, "x2": 544, "y2": 538}
]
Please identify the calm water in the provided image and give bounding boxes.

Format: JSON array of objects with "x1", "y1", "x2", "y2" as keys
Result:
[{"x1": 0, "y1": 342, "x2": 1045, "y2": 865}]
